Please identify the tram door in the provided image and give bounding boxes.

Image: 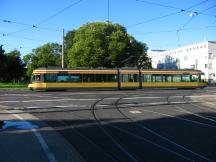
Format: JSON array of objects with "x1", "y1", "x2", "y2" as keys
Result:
[{"x1": 119, "y1": 70, "x2": 140, "y2": 89}]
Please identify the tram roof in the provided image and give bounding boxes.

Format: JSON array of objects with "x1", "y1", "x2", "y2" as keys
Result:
[{"x1": 32, "y1": 67, "x2": 204, "y2": 75}]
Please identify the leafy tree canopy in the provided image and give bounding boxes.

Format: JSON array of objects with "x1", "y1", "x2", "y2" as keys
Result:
[
  {"x1": 0, "y1": 45, "x2": 7, "y2": 81},
  {"x1": 6, "y1": 49, "x2": 26, "y2": 82},
  {"x1": 66, "y1": 22, "x2": 151, "y2": 68},
  {"x1": 0, "y1": 46, "x2": 26, "y2": 82},
  {"x1": 23, "y1": 43, "x2": 61, "y2": 77}
]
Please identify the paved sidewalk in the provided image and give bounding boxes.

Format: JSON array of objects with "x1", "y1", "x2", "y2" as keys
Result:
[{"x1": 0, "y1": 107, "x2": 85, "y2": 162}]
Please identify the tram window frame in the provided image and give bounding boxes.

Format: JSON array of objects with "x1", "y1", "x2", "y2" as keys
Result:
[
  {"x1": 122, "y1": 74, "x2": 138, "y2": 82},
  {"x1": 83, "y1": 74, "x2": 95, "y2": 82},
  {"x1": 44, "y1": 74, "x2": 57, "y2": 82},
  {"x1": 191, "y1": 75, "x2": 199, "y2": 82},
  {"x1": 152, "y1": 75, "x2": 156, "y2": 82},
  {"x1": 95, "y1": 74, "x2": 107, "y2": 82},
  {"x1": 181, "y1": 75, "x2": 191, "y2": 82},
  {"x1": 107, "y1": 74, "x2": 117, "y2": 82},
  {"x1": 164, "y1": 75, "x2": 172, "y2": 82},
  {"x1": 143, "y1": 74, "x2": 152, "y2": 82},
  {"x1": 122, "y1": 74, "x2": 129, "y2": 82},
  {"x1": 32, "y1": 74, "x2": 41, "y2": 82},
  {"x1": 71, "y1": 74, "x2": 82, "y2": 82},
  {"x1": 57, "y1": 74, "x2": 70, "y2": 82},
  {"x1": 132, "y1": 74, "x2": 138, "y2": 82},
  {"x1": 155, "y1": 75, "x2": 163, "y2": 82},
  {"x1": 173, "y1": 75, "x2": 181, "y2": 82}
]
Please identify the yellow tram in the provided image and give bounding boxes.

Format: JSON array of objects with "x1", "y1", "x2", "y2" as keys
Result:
[{"x1": 28, "y1": 67, "x2": 207, "y2": 91}]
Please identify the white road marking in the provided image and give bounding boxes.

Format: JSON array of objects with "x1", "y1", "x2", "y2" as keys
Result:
[
  {"x1": 25, "y1": 105, "x2": 87, "y2": 109},
  {"x1": 175, "y1": 106, "x2": 216, "y2": 123},
  {"x1": 0, "y1": 100, "x2": 19, "y2": 103},
  {"x1": 0, "y1": 98, "x2": 97, "y2": 103},
  {"x1": 6, "y1": 110, "x2": 58, "y2": 162},
  {"x1": 129, "y1": 110, "x2": 142, "y2": 114},
  {"x1": 1, "y1": 94, "x2": 214, "y2": 104},
  {"x1": 188, "y1": 95, "x2": 216, "y2": 98},
  {"x1": 190, "y1": 102, "x2": 216, "y2": 112},
  {"x1": 55, "y1": 105, "x2": 87, "y2": 108},
  {"x1": 124, "y1": 96, "x2": 165, "y2": 100},
  {"x1": 204, "y1": 102, "x2": 216, "y2": 105}
]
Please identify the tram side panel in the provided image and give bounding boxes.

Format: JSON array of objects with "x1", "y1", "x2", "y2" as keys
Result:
[
  {"x1": 119, "y1": 70, "x2": 140, "y2": 89},
  {"x1": 141, "y1": 73, "x2": 207, "y2": 89}
]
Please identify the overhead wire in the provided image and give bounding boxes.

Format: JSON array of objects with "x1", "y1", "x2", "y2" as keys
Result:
[
  {"x1": 178, "y1": 4, "x2": 216, "y2": 31},
  {"x1": 36, "y1": 0, "x2": 83, "y2": 25},
  {"x1": 0, "y1": 18, "x2": 61, "y2": 32},
  {"x1": 176, "y1": 3, "x2": 216, "y2": 46},
  {"x1": 0, "y1": 32, "x2": 49, "y2": 43},
  {"x1": 0, "y1": 0, "x2": 83, "y2": 53},
  {"x1": 1, "y1": 0, "x2": 83, "y2": 37},
  {"x1": 135, "y1": 0, "x2": 215, "y2": 17},
  {"x1": 129, "y1": 0, "x2": 212, "y2": 28},
  {"x1": 135, "y1": 0, "x2": 182, "y2": 10},
  {"x1": 133, "y1": 25, "x2": 216, "y2": 35},
  {"x1": 127, "y1": 11, "x2": 182, "y2": 28}
]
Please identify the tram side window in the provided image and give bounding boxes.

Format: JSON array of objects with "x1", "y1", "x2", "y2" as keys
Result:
[
  {"x1": 32, "y1": 74, "x2": 41, "y2": 82},
  {"x1": 191, "y1": 75, "x2": 199, "y2": 82},
  {"x1": 95, "y1": 74, "x2": 107, "y2": 82},
  {"x1": 182, "y1": 75, "x2": 191, "y2": 82},
  {"x1": 164, "y1": 75, "x2": 172, "y2": 82},
  {"x1": 143, "y1": 74, "x2": 151, "y2": 82},
  {"x1": 173, "y1": 75, "x2": 181, "y2": 82},
  {"x1": 155, "y1": 75, "x2": 162, "y2": 82},
  {"x1": 44, "y1": 74, "x2": 57, "y2": 82},
  {"x1": 122, "y1": 74, "x2": 138, "y2": 82},
  {"x1": 71, "y1": 74, "x2": 82, "y2": 82},
  {"x1": 122, "y1": 74, "x2": 128, "y2": 82},
  {"x1": 83, "y1": 74, "x2": 95, "y2": 82},
  {"x1": 107, "y1": 74, "x2": 117, "y2": 82},
  {"x1": 57, "y1": 74, "x2": 70, "y2": 82},
  {"x1": 133, "y1": 74, "x2": 138, "y2": 82}
]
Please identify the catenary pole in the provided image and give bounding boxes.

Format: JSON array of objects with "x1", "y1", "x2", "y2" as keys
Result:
[{"x1": 62, "y1": 28, "x2": 64, "y2": 68}]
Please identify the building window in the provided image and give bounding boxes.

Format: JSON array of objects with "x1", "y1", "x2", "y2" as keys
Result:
[
  {"x1": 209, "y1": 63, "x2": 213, "y2": 69},
  {"x1": 209, "y1": 53, "x2": 213, "y2": 59},
  {"x1": 205, "y1": 64, "x2": 208, "y2": 68}
]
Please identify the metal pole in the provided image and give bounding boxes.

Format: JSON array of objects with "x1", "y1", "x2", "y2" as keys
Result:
[
  {"x1": 177, "y1": 30, "x2": 180, "y2": 47},
  {"x1": 62, "y1": 28, "x2": 64, "y2": 69},
  {"x1": 107, "y1": 0, "x2": 109, "y2": 22}
]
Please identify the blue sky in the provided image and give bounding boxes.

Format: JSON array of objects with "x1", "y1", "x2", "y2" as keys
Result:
[{"x1": 1, "y1": 0, "x2": 216, "y2": 57}]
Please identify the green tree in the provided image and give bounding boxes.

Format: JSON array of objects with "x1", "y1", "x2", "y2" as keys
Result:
[
  {"x1": 23, "y1": 43, "x2": 61, "y2": 77},
  {"x1": 6, "y1": 49, "x2": 26, "y2": 82},
  {"x1": 0, "y1": 46, "x2": 26, "y2": 82},
  {"x1": 66, "y1": 22, "x2": 151, "y2": 68},
  {"x1": 0, "y1": 45, "x2": 7, "y2": 82},
  {"x1": 64, "y1": 30, "x2": 75, "y2": 66}
]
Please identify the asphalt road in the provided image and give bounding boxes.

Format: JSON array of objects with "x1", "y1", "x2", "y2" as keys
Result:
[{"x1": 0, "y1": 87, "x2": 216, "y2": 162}]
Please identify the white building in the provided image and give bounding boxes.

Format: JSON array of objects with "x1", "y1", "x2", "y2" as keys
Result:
[{"x1": 148, "y1": 41, "x2": 216, "y2": 83}]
